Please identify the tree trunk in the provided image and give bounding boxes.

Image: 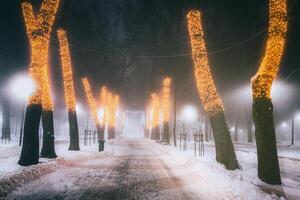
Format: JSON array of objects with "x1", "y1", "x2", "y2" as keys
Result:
[
  {"x1": 151, "y1": 126, "x2": 160, "y2": 140},
  {"x1": 96, "y1": 123, "x2": 105, "y2": 151},
  {"x1": 204, "y1": 117, "x2": 209, "y2": 142},
  {"x1": 108, "y1": 126, "x2": 115, "y2": 140},
  {"x1": 247, "y1": 108, "x2": 253, "y2": 143},
  {"x1": 68, "y1": 110, "x2": 80, "y2": 150},
  {"x1": 210, "y1": 111, "x2": 240, "y2": 170},
  {"x1": 40, "y1": 110, "x2": 57, "y2": 158},
  {"x1": 233, "y1": 107, "x2": 241, "y2": 142},
  {"x1": 163, "y1": 122, "x2": 170, "y2": 144},
  {"x1": 1, "y1": 99, "x2": 11, "y2": 140},
  {"x1": 18, "y1": 104, "x2": 42, "y2": 166},
  {"x1": 253, "y1": 98, "x2": 281, "y2": 184}
]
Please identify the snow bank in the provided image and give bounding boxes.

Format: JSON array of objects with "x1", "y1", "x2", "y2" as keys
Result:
[
  {"x1": 148, "y1": 140, "x2": 293, "y2": 200},
  {"x1": 0, "y1": 141, "x2": 112, "y2": 199}
]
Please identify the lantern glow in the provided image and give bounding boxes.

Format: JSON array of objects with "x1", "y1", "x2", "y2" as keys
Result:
[{"x1": 187, "y1": 10, "x2": 223, "y2": 117}]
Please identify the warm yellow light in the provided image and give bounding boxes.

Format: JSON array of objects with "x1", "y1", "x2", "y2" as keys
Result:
[
  {"x1": 82, "y1": 78, "x2": 100, "y2": 126},
  {"x1": 107, "y1": 92, "x2": 119, "y2": 127},
  {"x1": 150, "y1": 93, "x2": 159, "y2": 129},
  {"x1": 187, "y1": 10, "x2": 223, "y2": 116},
  {"x1": 99, "y1": 86, "x2": 107, "y2": 124},
  {"x1": 22, "y1": 0, "x2": 60, "y2": 110},
  {"x1": 162, "y1": 77, "x2": 171, "y2": 122},
  {"x1": 251, "y1": 0, "x2": 287, "y2": 99},
  {"x1": 57, "y1": 29, "x2": 76, "y2": 112}
]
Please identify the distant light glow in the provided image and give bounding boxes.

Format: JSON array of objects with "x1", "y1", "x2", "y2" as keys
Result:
[
  {"x1": 295, "y1": 113, "x2": 300, "y2": 121},
  {"x1": 76, "y1": 103, "x2": 83, "y2": 114},
  {"x1": 281, "y1": 122, "x2": 287, "y2": 127},
  {"x1": 7, "y1": 73, "x2": 36, "y2": 101},
  {"x1": 181, "y1": 105, "x2": 198, "y2": 123}
]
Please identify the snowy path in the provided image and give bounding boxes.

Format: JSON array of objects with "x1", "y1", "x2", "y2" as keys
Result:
[{"x1": 6, "y1": 139, "x2": 198, "y2": 200}]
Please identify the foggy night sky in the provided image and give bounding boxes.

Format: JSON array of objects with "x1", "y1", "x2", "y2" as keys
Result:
[{"x1": 0, "y1": 0, "x2": 300, "y2": 113}]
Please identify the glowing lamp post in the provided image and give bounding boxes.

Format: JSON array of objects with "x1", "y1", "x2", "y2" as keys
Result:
[{"x1": 7, "y1": 73, "x2": 36, "y2": 146}]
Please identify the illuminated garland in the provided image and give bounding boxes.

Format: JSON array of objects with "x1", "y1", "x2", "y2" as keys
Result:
[
  {"x1": 57, "y1": 30, "x2": 76, "y2": 112},
  {"x1": 162, "y1": 77, "x2": 171, "y2": 122},
  {"x1": 107, "y1": 92, "x2": 119, "y2": 127},
  {"x1": 251, "y1": 0, "x2": 287, "y2": 99},
  {"x1": 82, "y1": 78, "x2": 100, "y2": 126},
  {"x1": 22, "y1": 0, "x2": 60, "y2": 110},
  {"x1": 150, "y1": 93, "x2": 159, "y2": 129},
  {"x1": 99, "y1": 86, "x2": 107, "y2": 125},
  {"x1": 187, "y1": 10, "x2": 223, "y2": 116}
]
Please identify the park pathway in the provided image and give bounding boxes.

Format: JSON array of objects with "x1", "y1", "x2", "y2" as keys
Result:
[{"x1": 6, "y1": 139, "x2": 199, "y2": 200}]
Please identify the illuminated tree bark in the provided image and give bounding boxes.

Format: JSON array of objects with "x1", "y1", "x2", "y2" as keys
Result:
[
  {"x1": 162, "y1": 77, "x2": 171, "y2": 144},
  {"x1": 251, "y1": 0, "x2": 287, "y2": 184},
  {"x1": 187, "y1": 10, "x2": 239, "y2": 170},
  {"x1": 107, "y1": 93, "x2": 119, "y2": 140},
  {"x1": 18, "y1": 0, "x2": 60, "y2": 166},
  {"x1": 150, "y1": 93, "x2": 160, "y2": 140},
  {"x1": 82, "y1": 78, "x2": 105, "y2": 151},
  {"x1": 57, "y1": 30, "x2": 80, "y2": 150}
]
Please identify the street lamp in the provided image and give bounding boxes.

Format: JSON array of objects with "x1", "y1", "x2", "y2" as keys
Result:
[
  {"x1": 181, "y1": 105, "x2": 198, "y2": 123},
  {"x1": 7, "y1": 73, "x2": 36, "y2": 102},
  {"x1": 6, "y1": 72, "x2": 36, "y2": 145}
]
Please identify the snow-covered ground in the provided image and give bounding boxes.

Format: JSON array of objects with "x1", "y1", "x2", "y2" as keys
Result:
[{"x1": 0, "y1": 138, "x2": 299, "y2": 199}]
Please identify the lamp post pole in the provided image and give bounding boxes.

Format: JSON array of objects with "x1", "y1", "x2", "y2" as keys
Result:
[{"x1": 19, "y1": 104, "x2": 25, "y2": 146}]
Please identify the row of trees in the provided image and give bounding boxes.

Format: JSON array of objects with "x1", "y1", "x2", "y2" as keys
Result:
[{"x1": 147, "y1": 0, "x2": 286, "y2": 185}]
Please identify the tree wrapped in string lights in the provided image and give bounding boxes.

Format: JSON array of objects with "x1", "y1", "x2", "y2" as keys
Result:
[
  {"x1": 187, "y1": 10, "x2": 239, "y2": 170},
  {"x1": 82, "y1": 78, "x2": 105, "y2": 151},
  {"x1": 251, "y1": 0, "x2": 287, "y2": 184},
  {"x1": 162, "y1": 77, "x2": 171, "y2": 143},
  {"x1": 19, "y1": 0, "x2": 60, "y2": 166},
  {"x1": 57, "y1": 29, "x2": 80, "y2": 151},
  {"x1": 99, "y1": 86, "x2": 108, "y2": 127},
  {"x1": 107, "y1": 94, "x2": 119, "y2": 139},
  {"x1": 150, "y1": 93, "x2": 160, "y2": 140}
]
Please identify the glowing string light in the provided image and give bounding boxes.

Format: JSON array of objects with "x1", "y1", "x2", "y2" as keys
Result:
[
  {"x1": 251, "y1": 0, "x2": 287, "y2": 99},
  {"x1": 162, "y1": 77, "x2": 171, "y2": 122},
  {"x1": 187, "y1": 10, "x2": 223, "y2": 116},
  {"x1": 82, "y1": 78, "x2": 100, "y2": 126},
  {"x1": 22, "y1": 0, "x2": 60, "y2": 110},
  {"x1": 99, "y1": 86, "x2": 107, "y2": 125},
  {"x1": 57, "y1": 29, "x2": 76, "y2": 112},
  {"x1": 150, "y1": 93, "x2": 159, "y2": 130}
]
